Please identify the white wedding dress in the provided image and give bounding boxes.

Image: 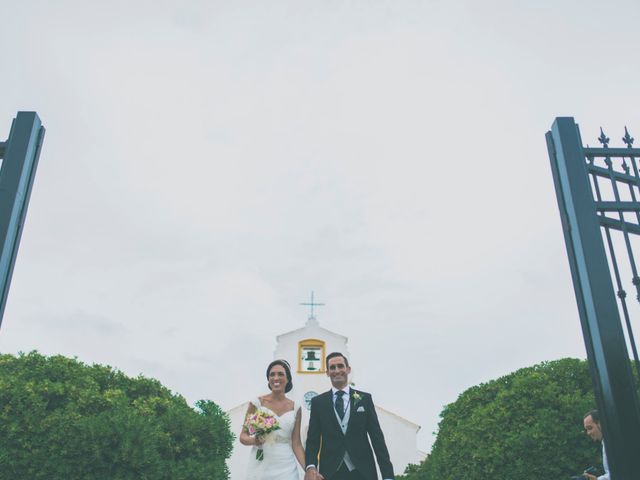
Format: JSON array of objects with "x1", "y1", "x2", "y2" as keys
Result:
[{"x1": 245, "y1": 398, "x2": 303, "y2": 480}]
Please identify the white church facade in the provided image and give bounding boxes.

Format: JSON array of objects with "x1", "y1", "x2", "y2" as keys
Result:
[{"x1": 226, "y1": 311, "x2": 427, "y2": 479}]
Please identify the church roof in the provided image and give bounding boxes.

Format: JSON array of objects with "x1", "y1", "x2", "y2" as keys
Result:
[
  {"x1": 375, "y1": 403, "x2": 421, "y2": 432},
  {"x1": 228, "y1": 400, "x2": 421, "y2": 433},
  {"x1": 227, "y1": 400, "x2": 250, "y2": 415},
  {"x1": 275, "y1": 323, "x2": 347, "y2": 342}
]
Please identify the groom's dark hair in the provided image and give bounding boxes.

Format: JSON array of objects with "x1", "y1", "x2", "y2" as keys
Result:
[
  {"x1": 266, "y1": 359, "x2": 293, "y2": 393},
  {"x1": 326, "y1": 352, "x2": 349, "y2": 369}
]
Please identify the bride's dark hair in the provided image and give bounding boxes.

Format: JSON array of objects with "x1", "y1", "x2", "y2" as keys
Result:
[{"x1": 266, "y1": 359, "x2": 293, "y2": 393}]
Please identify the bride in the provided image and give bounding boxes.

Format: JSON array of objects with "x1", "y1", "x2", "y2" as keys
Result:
[{"x1": 239, "y1": 359, "x2": 306, "y2": 480}]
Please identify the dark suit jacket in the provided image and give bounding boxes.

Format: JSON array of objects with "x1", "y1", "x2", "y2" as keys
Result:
[{"x1": 305, "y1": 389, "x2": 394, "y2": 480}]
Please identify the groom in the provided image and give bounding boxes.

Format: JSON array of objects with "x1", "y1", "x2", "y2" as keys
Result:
[{"x1": 304, "y1": 352, "x2": 395, "y2": 480}]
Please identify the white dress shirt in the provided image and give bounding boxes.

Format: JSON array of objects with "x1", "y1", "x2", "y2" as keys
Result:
[
  {"x1": 332, "y1": 386, "x2": 351, "y2": 416},
  {"x1": 599, "y1": 441, "x2": 609, "y2": 480}
]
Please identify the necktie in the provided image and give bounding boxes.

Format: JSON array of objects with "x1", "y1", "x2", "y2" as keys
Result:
[{"x1": 335, "y1": 390, "x2": 345, "y2": 420}]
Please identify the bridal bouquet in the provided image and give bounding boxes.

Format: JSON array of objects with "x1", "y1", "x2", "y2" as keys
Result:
[{"x1": 244, "y1": 408, "x2": 281, "y2": 461}]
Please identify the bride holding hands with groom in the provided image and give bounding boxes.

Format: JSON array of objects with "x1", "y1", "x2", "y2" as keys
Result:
[
  {"x1": 240, "y1": 353, "x2": 394, "y2": 480},
  {"x1": 239, "y1": 359, "x2": 305, "y2": 480}
]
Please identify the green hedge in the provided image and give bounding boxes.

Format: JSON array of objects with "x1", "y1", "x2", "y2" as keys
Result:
[
  {"x1": 400, "y1": 358, "x2": 602, "y2": 480},
  {"x1": 0, "y1": 351, "x2": 233, "y2": 480}
]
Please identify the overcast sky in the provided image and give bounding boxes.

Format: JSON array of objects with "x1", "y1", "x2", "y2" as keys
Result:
[{"x1": 1, "y1": 0, "x2": 640, "y2": 454}]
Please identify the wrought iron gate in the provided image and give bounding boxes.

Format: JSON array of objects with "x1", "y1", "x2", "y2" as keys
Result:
[
  {"x1": 0, "y1": 112, "x2": 45, "y2": 329},
  {"x1": 547, "y1": 117, "x2": 640, "y2": 478}
]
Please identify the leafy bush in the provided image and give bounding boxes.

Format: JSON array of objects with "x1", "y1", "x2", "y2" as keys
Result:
[
  {"x1": 400, "y1": 358, "x2": 601, "y2": 480},
  {"x1": 0, "y1": 351, "x2": 233, "y2": 480}
]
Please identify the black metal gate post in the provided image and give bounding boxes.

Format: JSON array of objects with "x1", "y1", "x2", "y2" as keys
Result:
[
  {"x1": 547, "y1": 117, "x2": 640, "y2": 479},
  {"x1": 0, "y1": 112, "x2": 45, "y2": 329}
]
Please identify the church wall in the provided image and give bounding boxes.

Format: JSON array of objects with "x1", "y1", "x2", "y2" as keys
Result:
[
  {"x1": 226, "y1": 320, "x2": 425, "y2": 478},
  {"x1": 376, "y1": 408, "x2": 428, "y2": 474},
  {"x1": 227, "y1": 403, "x2": 249, "y2": 480}
]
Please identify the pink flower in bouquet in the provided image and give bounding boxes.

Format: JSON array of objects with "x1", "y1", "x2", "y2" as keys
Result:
[{"x1": 244, "y1": 407, "x2": 281, "y2": 460}]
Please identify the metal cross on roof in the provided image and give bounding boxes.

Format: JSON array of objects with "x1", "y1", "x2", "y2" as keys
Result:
[{"x1": 300, "y1": 291, "x2": 325, "y2": 319}]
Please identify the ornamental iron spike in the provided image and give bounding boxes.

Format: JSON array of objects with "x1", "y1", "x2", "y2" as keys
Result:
[
  {"x1": 599, "y1": 127, "x2": 610, "y2": 148},
  {"x1": 632, "y1": 276, "x2": 640, "y2": 302},
  {"x1": 623, "y1": 126, "x2": 635, "y2": 148},
  {"x1": 622, "y1": 159, "x2": 630, "y2": 174}
]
